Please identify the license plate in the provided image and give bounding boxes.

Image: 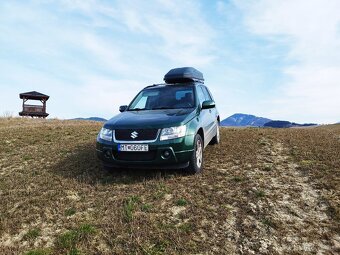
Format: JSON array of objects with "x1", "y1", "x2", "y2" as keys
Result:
[{"x1": 118, "y1": 144, "x2": 149, "y2": 152}]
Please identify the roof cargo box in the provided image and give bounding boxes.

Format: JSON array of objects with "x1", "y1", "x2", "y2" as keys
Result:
[{"x1": 164, "y1": 67, "x2": 204, "y2": 84}]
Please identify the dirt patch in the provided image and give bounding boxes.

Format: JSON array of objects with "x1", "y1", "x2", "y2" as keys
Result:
[
  {"x1": 242, "y1": 139, "x2": 338, "y2": 254},
  {"x1": 0, "y1": 118, "x2": 339, "y2": 254}
]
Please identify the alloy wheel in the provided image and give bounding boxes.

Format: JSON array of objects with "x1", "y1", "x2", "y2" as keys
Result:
[{"x1": 196, "y1": 139, "x2": 203, "y2": 168}]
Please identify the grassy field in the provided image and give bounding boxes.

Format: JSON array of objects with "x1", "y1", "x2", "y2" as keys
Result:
[{"x1": 0, "y1": 118, "x2": 339, "y2": 255}]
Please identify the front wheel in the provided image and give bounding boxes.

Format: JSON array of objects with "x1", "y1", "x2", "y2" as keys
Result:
[{"x1": 187, "y1": 134, "x2": 204, "y2": 174}]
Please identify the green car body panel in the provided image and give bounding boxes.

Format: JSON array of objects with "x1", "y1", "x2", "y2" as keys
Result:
[{"x1": 96, "y1": 68, "x2": 219, "y2": 170}]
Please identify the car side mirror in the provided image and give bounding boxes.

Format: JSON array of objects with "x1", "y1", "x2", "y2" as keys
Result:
[
  {"x1": 202, "y1": 100, "x2": 215, "y2": 109},
  {"x1": 119, "y1": 105, "x2": 128, "y2": 112}
]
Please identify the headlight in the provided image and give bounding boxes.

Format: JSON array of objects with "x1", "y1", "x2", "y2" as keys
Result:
[
  {"x1": 160, "y1": 125, "x2": 186, "y2": 141},
  {"x1": 99, "y1": 127, "x2": 113, "y2": 141}
]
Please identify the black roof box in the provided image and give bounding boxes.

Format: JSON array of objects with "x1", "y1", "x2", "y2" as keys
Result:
[{"x1": 164, "y1": 67, "x2": 204, "y2": 84}]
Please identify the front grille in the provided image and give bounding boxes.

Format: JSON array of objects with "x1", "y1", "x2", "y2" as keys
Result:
[
  {"x1": 113, "y1": 151, "x2": 157, "y2": 161},
  {"x1": 115, "y1": 129, "x2": 159, "y2": 141}
]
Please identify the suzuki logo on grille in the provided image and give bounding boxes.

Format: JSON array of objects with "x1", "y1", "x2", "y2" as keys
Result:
[{"x1": 130, "y1": 131, "x2": 138, "y2": 139}]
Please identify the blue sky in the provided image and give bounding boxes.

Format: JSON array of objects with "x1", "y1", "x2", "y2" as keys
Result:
[{"x1": 1, "y1": 0, "x2": 339, "y2": 123}]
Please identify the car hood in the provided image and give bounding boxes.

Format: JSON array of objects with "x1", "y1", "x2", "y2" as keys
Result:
[{"x1": 104, "y1": 108, "x2": 197, "y2": 129}]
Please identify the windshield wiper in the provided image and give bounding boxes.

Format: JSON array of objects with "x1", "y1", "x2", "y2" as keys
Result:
[
  {"x1": 151, "y1": 107, "x2": 176, "y2": 110},
  {"x1": 128, "y1": 108, "x2": 147, "y2": 111}
]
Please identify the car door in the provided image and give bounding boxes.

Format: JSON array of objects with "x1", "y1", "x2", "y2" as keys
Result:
[
  {"x1": 201, "y1": 85, "x2": 218, "y2": 143},
  {"x1": 196, "y1": 85, "x2": 211, "y2": 147}
]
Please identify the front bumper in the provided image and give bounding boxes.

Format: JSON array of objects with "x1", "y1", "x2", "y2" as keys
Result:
[{"x1": 96, "y1": 135, "x2": 195, "y2": 169}]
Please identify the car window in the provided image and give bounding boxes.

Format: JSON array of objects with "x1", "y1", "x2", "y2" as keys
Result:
[
  {"x1": 201, "y1": 86, "x2": 212, "y2": 101},
  {"x1": 129, "y1": 91, "x2": 159, "y2": 110},
  {"x1": 196, "y1": 86, "x2": 206, "y2": 104},
  {"x1": 129, "y1": 86, "x2": 195, "y2": 110},
  {"x1": 133, "y1": 96, "x2": 147, "y2": 109},
  {"x1": 176, "y1": 90, "x2": 192, "y2": 100},
  {"x1": 206, "y1": 87, "x2": 214, "y2": 100}
]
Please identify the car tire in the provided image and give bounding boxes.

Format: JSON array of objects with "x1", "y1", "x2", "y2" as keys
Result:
[
  {"x1": 187, "y1": 134, "x2": 204, "y2": 174},
  {"x1": 209, "y1": 123, "x2": 220, "y2": 145}
]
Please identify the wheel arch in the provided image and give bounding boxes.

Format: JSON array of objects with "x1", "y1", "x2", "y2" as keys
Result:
[{"x1": 197, "y1": 127, "x2": 204, "y2": 145}]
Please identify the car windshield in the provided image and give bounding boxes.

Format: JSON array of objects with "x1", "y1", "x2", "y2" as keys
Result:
[{"x1": 128, "y1": 85, "x2": 195, "y2": 111}]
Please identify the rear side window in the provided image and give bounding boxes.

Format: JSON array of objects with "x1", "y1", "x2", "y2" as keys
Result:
[
  {"x1": 196, "y1": 86, "x2": 206, "y2": 104},
  {"x1": 201, "y1": 86, "x2": 212, "y2": 101}
]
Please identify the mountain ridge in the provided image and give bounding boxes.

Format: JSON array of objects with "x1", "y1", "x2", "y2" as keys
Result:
[
  {"x1": 72, "y1": 117, "x2": 107, "y2": 122},
  {"x1": 221, "y1": 113, "x2": 318, "y2": 128},
  {"x1": 220, "y1": 113, "x2": 271, "y2": 127}
]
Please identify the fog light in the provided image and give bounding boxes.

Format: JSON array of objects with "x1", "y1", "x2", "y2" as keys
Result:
[{"x1": 162, "y1": 150, "x2": 171, "y2": 159}]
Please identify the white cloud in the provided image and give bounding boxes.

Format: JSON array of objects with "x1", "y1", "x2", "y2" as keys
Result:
[
  {"x1": 81, "y1": 33, "x2": 129, "y2": 73},
  {"x1": 3, "y1": 0, "x2": 339, "y2": 123},
  {"x1": 237, "y1": 0, "x2": 340, "y2": 123},
  {"x1": 0, "y1": 62, "x2": 145, "y2": 119},
  {"x1": 76, "y1": 76, "x2": 144, "y2": 117},
  {"x1": 0, "y1": 0, "x2": 218, "y2": 119},
  {"x1": 90, "y1": 0, "x2": 217, "y2": 67}
]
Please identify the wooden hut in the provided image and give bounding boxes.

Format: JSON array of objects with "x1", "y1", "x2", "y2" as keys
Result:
[{"x1": 19, "y1": 91, "x2": 49, "y2": 118}]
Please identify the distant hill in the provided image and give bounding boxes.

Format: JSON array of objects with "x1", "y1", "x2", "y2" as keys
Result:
[
  {"x1": 221, "y1": 113, "x2": 271, "y2": 127},
  {"x1": 264, "y1": 120, "x2": 317, "y2": 128},
  {"x1": 221, "y1": 113, "x2": 318, "y2": 128},
  {"x1": 72, "y1": 117, "x2": 107, "y2": 122}
]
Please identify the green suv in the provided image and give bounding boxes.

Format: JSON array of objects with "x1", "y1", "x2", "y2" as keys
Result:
[{"x1": 96, "y1": 67, "x2": 220, "y2": 173}]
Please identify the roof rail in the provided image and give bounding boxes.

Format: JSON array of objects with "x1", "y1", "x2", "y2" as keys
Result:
[{"x1": 144, "y1": 83, "x2": 167, "y2": 89}]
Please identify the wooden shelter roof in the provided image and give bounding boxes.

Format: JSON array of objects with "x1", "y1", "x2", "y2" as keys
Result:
[{"x1": 19, "y1": 91, "x2": 49, "y2": 100}]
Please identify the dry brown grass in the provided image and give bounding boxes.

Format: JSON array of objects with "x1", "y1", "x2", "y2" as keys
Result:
[{"x1": 0, "y1": 118, "x2": 339, "y2": 254}]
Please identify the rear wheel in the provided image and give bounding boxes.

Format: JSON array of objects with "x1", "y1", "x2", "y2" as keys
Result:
[{"x1": 187, "y1": 134, "x2": 204, "y2": 174}]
